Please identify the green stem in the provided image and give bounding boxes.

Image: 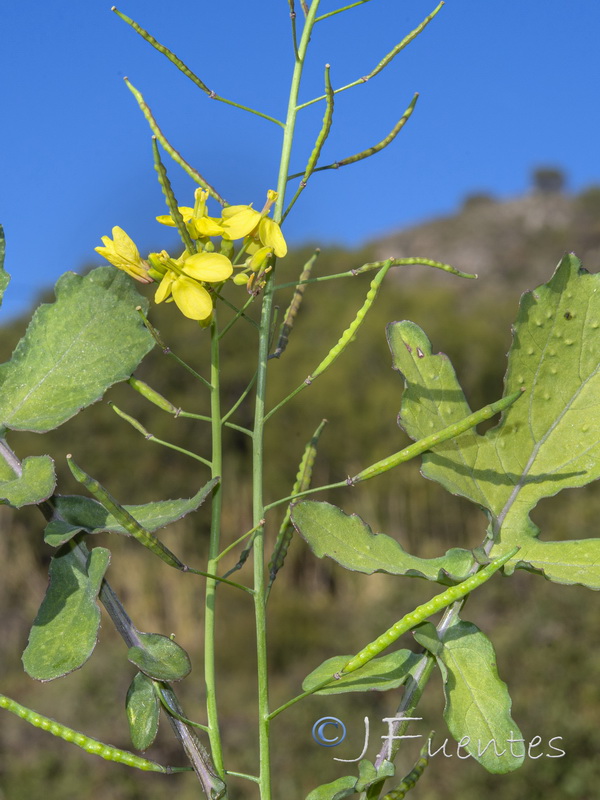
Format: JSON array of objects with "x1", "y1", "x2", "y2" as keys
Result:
[
  {"x1": 263, "y1": 479, "x2": 348, "y2": 513},
  {"x1": 252, "y1": 287, "x2": 274, "y2": 800},
  {"x1": 315, "y1": 0, "x2": 373, "y2": 22},
  {"x1": 274, "y1": 0, "x2": 323, "y2": 223},
  {"x1": 204, "y1": 315, "x2": 227, "y2": 785},
  {"x1": 250, "y1": 8, "x2": 324, "y2": 795}
]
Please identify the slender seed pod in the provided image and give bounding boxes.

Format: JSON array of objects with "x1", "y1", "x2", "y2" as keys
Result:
[
  {"x1": 309, "y1": 260, "x2": 393, "y2": 382},
  {"x1": 382, "y1": 732, "x2": 434, "y2": 799},
  {"x1": 222, "y1": 529, "x2": 260, "y2": 578},
  {"x1": 66, "y1": 455, "x2": 187, "y2": 571},
  {"x1": 281, "y1": 65, "x2": 334, "y2": 221},
  {"x1": 302, "y1": 65, "x2": 334, "y2": 181},
  {"x1": 288, "y1": 93, "x2": 418, "y2": 180},
  {"x1": 350, "y1": 389, "x2": 524, "y2": 484},
  {"x1": 336, "y1": 93, "x2": 419, "y2": 169},
  {"x1": 114, "y1": 8, "x2": 281, "y2": 132},
  {"x1": 128, "y1": 377, "x2": 180, "y2": 415},
  {"x1": 340, "y1": 547, "x2": 519, "y2": 675},
  {"x1": 0, "y1": 693, "x2": 169, "y2": 772},
  {"x1": 152, "y1": 137, "x2": 196, "y2": 253},
  {"x1": 353, "y1": 256, "x2": 476, "y2": 280},
  {"x1": 124, "y1": 78, "x2": 225, "y2": 203},
  {"x1": 270, "y1": 250, "x2": 319, "y2": 359},
  {"x1": 267, "y1": 420, "x2": 327, "y2": 594}
]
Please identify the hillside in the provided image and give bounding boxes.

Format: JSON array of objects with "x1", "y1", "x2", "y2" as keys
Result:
[
  {"x1": 372, "y1": 180, "x2": 600, "y2": 294},
  {"x1": 1, "y1": 174, "x2": 600, "y2": 800}
]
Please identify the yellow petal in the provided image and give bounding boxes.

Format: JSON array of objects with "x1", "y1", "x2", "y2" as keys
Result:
[
  {"x1": 156, "y1": 207, "x2": 194, "y2": 226},
  {"x1": 182, "y1": 252, "x2": 233, "y2": 282},
  {"x1": 221, "y1": 207, "x2": 261, "y2": 240},
  {"x1": 172, "y1": 277, "x2": 213, "y2": 320},
  {"x1": 247, "y1": 245, "x2": 274, "y2": 271},
  {"x1": 258, "y1": 217, "x2": 287, "y2": 258},
  {"x1": 193, "y1": 216, "x2": 225, "y2": 237},
  {"x1": 155, "y1": 272, "x2": 175, "y2": 304},
  {"x1": 221, "y1": 204, "x2": 252, "y2": 218}
]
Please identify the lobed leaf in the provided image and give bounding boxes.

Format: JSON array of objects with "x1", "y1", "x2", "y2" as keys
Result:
[
  {"x1": 387, "y1": 254, "x2": 600, "y2": 589},
  {"x1": 22, "y1": 545, "x2": 110, "y2": 680},
  {"x1": 291, "y1": 500, "x2": 473, "y2": 583},
  {"x1": 0, "y1": 267, "x2": 154, "y2": 432},
  {"x1": 437, "y1": 620, "x2": 524, "y2": 773}
]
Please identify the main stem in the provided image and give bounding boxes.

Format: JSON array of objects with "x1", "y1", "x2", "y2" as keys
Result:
[
  {"x1": 252, "y1": 4, "x2": 322, "y2": 798},
  {"x1": 205, "y1": 316, "x2": 226, "y2": 782}
]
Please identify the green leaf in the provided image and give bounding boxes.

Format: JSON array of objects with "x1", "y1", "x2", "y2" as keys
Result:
[
  {"x1": 305, "y1": 776, "x2": 357, "y2": 800},
  {"x1": 44, "y1": 478, "x2": 218, "y2": 547},
  {"x1": 304, "y1": 761, "x2": 394, "y2": 800},
  {"x1": 0, "y1": 224, "x2": 9, "y2": 307},
  {"x1": 303, "y1": 650, "x2": 422, "y2": 695},
  {"x1": 411, "y1": 621, "x2": 443, "y2": 657},
  {"x1": 126, "y1": 672, "x2": 160, "y2": 750},
  {"x1": 128, "y1": 632, "x2": 191, "y2": 681},
  {"x1": 438, "y1": 620, "x2": 524, "y2": 773},
  {"x1": 0, "y1": 267, "x2": 154, "y2": 432},
  {"x1": 22, "y1": 544, "x2": 110, "y2": 681},
  {"x1": 0, "y1": 454, "x2": 55, "y2": 507},
  {"x1": 355, "y1": 759, "x2": 394, "y2": 792},
  {"x1": 291, "y1": 500, "x2": 473, "y2": 583},
  {"x1": 387, "y1": 254, "x2": 600, "y2": 588}
]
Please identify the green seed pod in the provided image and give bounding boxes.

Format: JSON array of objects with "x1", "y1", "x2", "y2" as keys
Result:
[
  {"x1": 66, "y1": 455, "x2": 187, "y2": 571},
  {"x1": 270, "y1": 250, "x2": 319, "y2": 359},
  {"x1": 350, "y1": 389, "x2": 523, "y2": 484},
  {"x1": 128, "y1": 378, "x2": 179, "y2": 415},
  {"x1": 0, "y1": 693, "x2": 167, "y2": 772},
  {"x1": 267, "y1": 420, "x2": 327, "y2": 594},
  {"x1": 382, "y1": 732, "x2": 433, "y2": 799},
  {"x1": 309, "y1": 260, "x2": 393, "y2": 383},
  {"x1": 340, "y1": 547, "x2": 519, "y2": 675}
]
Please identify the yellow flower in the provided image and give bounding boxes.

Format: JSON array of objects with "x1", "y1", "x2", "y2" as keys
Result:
[
  {"x1": 220, "y1": 191, "x2": 287, "y2": 258},
  {"x1": 154, "y1": 252, "x2": 233, "y2": 321},
  {"x1": 95, "y1": 227, "x2": 152, "y2": 283},
  {"x1": 156, "y1": 190, "x2": 225, "y2": 239}
]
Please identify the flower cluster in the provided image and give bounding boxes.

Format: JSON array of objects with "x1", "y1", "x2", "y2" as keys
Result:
[{"x1": 95, "y1": 189, "x2": 287, "y2": 321}]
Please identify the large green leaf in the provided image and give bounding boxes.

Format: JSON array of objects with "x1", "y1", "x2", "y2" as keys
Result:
[
  {"x1": 291, "y1": 500, "x2": 473, "y2": 583},
  {"x1": 44, "y1": 478, "x2": 218, "y2": 547},
  {"x1": 0, "y1": 224, "x2": 9, "y2": 307},
  {"x1": 0, "y1": 267, "x2": 154, "y2": 432},
  {"x1": 22, "y1": 544, "x2": 110, "y2": 680},
  {"x1": 438, "y1": 620, "x2": 524, "y2": 773},
  {"x1": 0, "y1": 454, "x2": 55, "y2": 507},
  {"x1": 388, "y1": 254, "x2": 600, "y2": 588}
]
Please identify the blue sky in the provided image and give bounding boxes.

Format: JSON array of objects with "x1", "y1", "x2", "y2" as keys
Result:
[{"x1": 2, "y1": 1, "x2": 599, "y2": 319}]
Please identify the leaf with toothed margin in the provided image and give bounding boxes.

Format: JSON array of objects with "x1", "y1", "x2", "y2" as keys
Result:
[
  {"x1": 0, "y1": 267, "x2": 153, "y2": 433},
  {"x1": 43, "y1": 478, "x2": 218, "y2": 547},
  {"x1": 388, "y1": 254, "x2": 600, "y2": 589},
  {"x1": 291, "y1": 500, "x2": 474, "y2": 583}
]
